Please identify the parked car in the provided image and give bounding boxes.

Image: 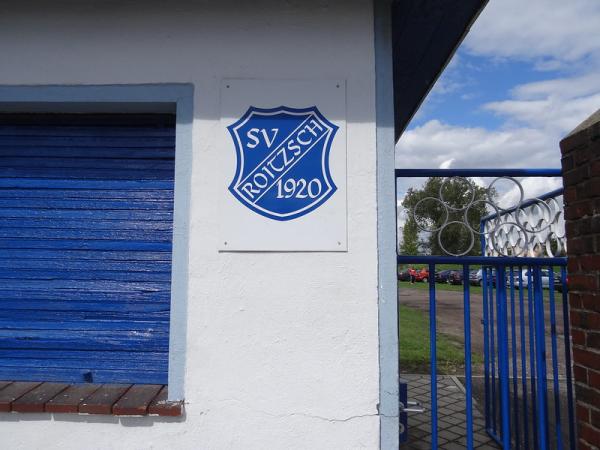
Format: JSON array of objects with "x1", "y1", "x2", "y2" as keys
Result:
[
  {"x1": 408, "y1": 267, "x2": 429, "y2": 283},
  {"x1": 510, "y1": 269, "x2": 562, "y2": 290},
  {"x1": 397, "y1": 267, "x2": 411, "y2": 281},
  {"x1": 435, "y1": 269, "x2": 453, "y2": 283},
  {"x1": 446, "y1": 270, "x2": 463, "y2": 285},
  {"x1": 469, "y1": 269, "x2": 483, "y2": 286},
  {"x1": 469, "y1": 268, "x2": 498, "y2": 286}
]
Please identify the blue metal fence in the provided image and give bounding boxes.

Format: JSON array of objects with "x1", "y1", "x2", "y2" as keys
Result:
[{"x1": 396, "y1": 169, "x2": 575, "y2": 449}]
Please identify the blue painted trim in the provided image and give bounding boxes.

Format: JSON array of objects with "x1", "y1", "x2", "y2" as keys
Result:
[
  {"x1": 0, "y1": 83, "x2": 194, "y2": 400},
  {"x1": 170, "y1": 84, "x2": 193, "y2": 401},
  {"x1": 0, "y1": 84, "x2": 193, "y2": 105},
  {"x1": 395, "y1": 168, "x2": 562, "y2": 177},
  {"x1": 374, "y1": 0, "x2": 400, "y2": 448}
]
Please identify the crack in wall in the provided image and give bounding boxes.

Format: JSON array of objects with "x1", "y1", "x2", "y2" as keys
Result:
[{"x1": 216, "y1": 397, "x2": 398, "y2": 423}]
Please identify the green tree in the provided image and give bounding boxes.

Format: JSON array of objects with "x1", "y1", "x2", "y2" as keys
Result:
[
  {"x1": 399, "y1": 215, "x2": 420, "y2": 255},
  {"x1": 401, "y1": 177, "x2": 492, "y2": 256}
]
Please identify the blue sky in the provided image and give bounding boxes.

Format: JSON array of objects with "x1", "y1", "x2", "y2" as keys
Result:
[
  {"x1": 410, "y1": 53, "x2": 549, "y2": 131},
  {"x1": 396, "y1": 0, "x2": 600, "y2": 173}
]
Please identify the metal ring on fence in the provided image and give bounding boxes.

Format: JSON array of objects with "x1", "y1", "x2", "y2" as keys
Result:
[
  {"x1": 515, "y1": 197, "x2": 553, "y2": 234},
  {"x1": 439, "y1": 176, "x2": 475, "y2": 212},
  {"x1": 544, "y1": 231, "x2": 567, "y2": 257},
  {"x1": 437, "y1": 220, "x2": 475, "y2": 256},
  {"x1": 463, "y1": 199, "x2": 501, "y2": 235},
  {"x1": 487, "y1": 176, "x2": 524, "y2": 213},
  {"x1": 546, "y1": 197, "x2": 565, "y2": 237},
  {"x1": 491, "y1": 221, "x2": 529, "y2": 257},
  {"x1": 412, "y1": 197, "x2": 449, "y2": 233}
]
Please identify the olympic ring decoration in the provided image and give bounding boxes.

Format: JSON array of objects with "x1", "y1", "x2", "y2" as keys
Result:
[{"x1": 408, "y1": 176, "x2": 566, "y2": 257}]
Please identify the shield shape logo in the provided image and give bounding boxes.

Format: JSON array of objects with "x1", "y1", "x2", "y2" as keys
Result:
[{"x1": 227, "y1": 106, "x2": 338, "y2": 221}]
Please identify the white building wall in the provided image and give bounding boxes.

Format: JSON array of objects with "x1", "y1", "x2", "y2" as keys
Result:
[{"x1": 0, "y1": 1, "x2": 380, "y2": 449}]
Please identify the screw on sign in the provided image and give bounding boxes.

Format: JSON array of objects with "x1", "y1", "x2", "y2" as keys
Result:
[{"x1": 227, "y1": 106, "x2": 338, "y2": 221}]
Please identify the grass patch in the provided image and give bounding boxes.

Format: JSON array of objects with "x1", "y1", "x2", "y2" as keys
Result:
[
  {"x1": 399, "y1": 279, "x2": 484, "y2": 295},
  {"x1": 399, "y1": 304, "x2": 482, "y2": 374},
  {"x1": 398, "y1": 279, "x2": 563, "y2": 298}
]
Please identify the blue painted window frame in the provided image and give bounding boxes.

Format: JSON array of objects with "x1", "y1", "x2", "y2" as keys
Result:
[{"x1": 0, "y1": 84, "x2": 194, "y2": 401}]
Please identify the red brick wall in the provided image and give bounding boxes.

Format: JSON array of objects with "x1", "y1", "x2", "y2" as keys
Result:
[{"x1": 560, "y1": 109, "x2": 600, "y2": 450}]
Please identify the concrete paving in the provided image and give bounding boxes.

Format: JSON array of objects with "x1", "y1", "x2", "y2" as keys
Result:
[{"x1": 402, "y1": 374, "x2": 498, "y2": 450}]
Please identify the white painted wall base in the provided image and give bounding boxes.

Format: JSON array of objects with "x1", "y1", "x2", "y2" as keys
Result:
[{"x1": 0, "y1": 1, "x2": 381, "y2": 448}]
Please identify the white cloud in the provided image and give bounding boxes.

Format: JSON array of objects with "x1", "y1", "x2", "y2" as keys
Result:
[
  {"x1": 439, "y1": 158, "x2": 455, "y2": 169},
  {"x1": 465, "y1": 0, "x2": 600, "y2": 67},
  {"x1": 396, "y1": 120, "x2": 558, "y2": 170},
  {"x1": 484, "y1": 73, "x2": 600, "y2": 135},
  {"x1": 511, "y1": 73, "x2": 600, "y2": 100}
]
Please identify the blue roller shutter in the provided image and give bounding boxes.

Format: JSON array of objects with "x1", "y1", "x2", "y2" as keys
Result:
[{"x1": 0, "y1": 114, "x2": 175, "y2": 385}]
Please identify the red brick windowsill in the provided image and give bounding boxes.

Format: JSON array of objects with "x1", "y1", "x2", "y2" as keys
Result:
[{"x1": 0, "y1": 381, "x2": 183, "y2": 416}]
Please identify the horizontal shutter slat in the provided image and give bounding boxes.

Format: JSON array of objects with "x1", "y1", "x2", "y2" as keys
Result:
[{"x1": 0, "y1": 115, "x2": 174, "y2": 385}]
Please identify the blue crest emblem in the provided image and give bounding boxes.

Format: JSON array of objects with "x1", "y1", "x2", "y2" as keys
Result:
[{"x1": 227, "y1": 106, "x2": 338, "y2": 221}]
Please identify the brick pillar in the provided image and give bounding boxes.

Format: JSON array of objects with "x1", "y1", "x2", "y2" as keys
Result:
[{"x1": 560, "y1": 108, "x2": 600, "y2": 450}]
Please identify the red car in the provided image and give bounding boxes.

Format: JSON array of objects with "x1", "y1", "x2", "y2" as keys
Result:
[{"x1": 408, "y1": 267, "x2": 430, "y2": 283}]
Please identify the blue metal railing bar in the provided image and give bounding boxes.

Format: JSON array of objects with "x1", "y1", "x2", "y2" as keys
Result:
[
  {"x1": 489, "y1": 269, "x2": 497, "y2": 437},
  {"x1": 428, "y1": 264, "x2": 438, "y2": 449},
  {"x1": 509, "y1": 268, "x2": 521, "y2": 450},
  {"x1": 527, "y1": 270, "x2": 539, "y2": 449},
  {"x1": 463, "y1": 264, "x2": 474, "y2": 450},
  {"x1": 518, "y1": 269, "x2": 530, "y2": 450},
  {"x1": 533, "y1": 266, "x2": 549, "y2": 449},
  {"x1": 497, "y1": 266, "x2": 511, "y2": 449},
  {"x1": 549, "y1": 270, "x2": 564, "y2": 450},
  {"x1": 482, "y1": 267, "x2": 491, "y2": 433},
  {"x1": 480, "y1": 223, "x2": 491, "y2": 437}
]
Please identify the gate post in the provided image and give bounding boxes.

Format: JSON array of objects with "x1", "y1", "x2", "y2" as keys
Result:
[{"x1": 560, "y1": 108, "x2": 600, "y2": 450}]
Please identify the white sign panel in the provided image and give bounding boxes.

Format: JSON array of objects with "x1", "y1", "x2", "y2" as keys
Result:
[{"x1": 219, "y1": 79, "x2": 347, "y2": 251}]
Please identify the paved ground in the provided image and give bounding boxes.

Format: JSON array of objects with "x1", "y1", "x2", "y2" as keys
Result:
[{"x1": 402, "y1": 375, "x2": 498, "y2": 449}]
